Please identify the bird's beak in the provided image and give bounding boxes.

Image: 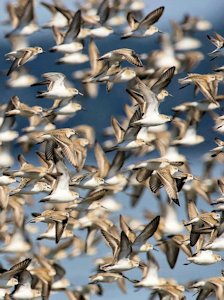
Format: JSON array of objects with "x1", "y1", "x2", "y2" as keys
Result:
[{"x1": 78, "y1": 91, "x2": 84, "y2": 96}]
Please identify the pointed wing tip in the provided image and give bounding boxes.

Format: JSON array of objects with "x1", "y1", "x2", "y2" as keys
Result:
[{"x1": 172, "y1": 198, "x2": 180, "y2": 206}]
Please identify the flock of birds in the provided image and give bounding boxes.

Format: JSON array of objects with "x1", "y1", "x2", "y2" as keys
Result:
[{"x1": 0, "y1": 0, "x2": 224, "y2": 299}]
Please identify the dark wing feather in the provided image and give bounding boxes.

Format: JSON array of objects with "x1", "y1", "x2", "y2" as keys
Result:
[
  {"x1": 0, "y1": 98, "x2": 16, "y2": 130},
  {"x1": 190, "y1": 224, "x2": 201, "y2": 246},
  {"x1": 127, "y1": 12, "x2": 139, "y2": 30},
  {"x1": 151, "y1": 66, "x2": 176, "y2": 93},
  {"x1": 157, "y1": 169, "x2": 179, "y2": 206},
  {"x1": 0, "y1": 258, "x2": 32, "y2": 279},
  {"x1": 140, "y1": 6, "x2": 164, "y2": 27},
  {"x1": 85, "y1": 188, "x2": 107, "y2": 202},
  {"x1": 119, "y1": 215, "x2": 135, "y2": 242},
  {"x1": 18, "y1": 0, "x2": 35, "y2": 27},
  {"x1": 9, "y1": 258, "x2": 32, "y2": 273},
  {"x1": 94, "y1": 143, "x2": 110, "y2": 178},
  {"x1": 134, "y1": 216, "x2": 160, "y2": 245},
  {"x1": 64, "y1": 9, "x2": 81, "y2": 43},
  {"x1": 108, "y1": 151, "x2": 125, "y2": 177},
  {"x1": 149, "y1": 174, "x2": 162, "y2": 193},
  {"x1": 117, "y1": 231, "x2": 132, "y2": 260},
  {"x1": 136, "y1": 168, "x2": 152, "y2": 183},
  {"x1": 45, "y1": 140, "x2": 58, "y2": 161},
  {"x1": 19, "y1": 50, "x2": 34, "y2": 65},
  {"x1": 55, "y1": 219, "x2": 67, "y2": 243},
  {"x1": 101, "y1": 230, "x2": 119, "y2": 256},
  {"x1": 52, "y1": 136, "x2": 78, "y2": 168},
  {"x1": 130, "y1": 185, "x2": 145, "y2": 207},
  {"x1": 165, "y1": 241, "x2": 180, "y2": 269},
  {"x1": 97, "y1": 0, "x2": 110, "y2": 24}
]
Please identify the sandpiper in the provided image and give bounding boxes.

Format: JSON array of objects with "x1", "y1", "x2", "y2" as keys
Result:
[
  {"x1": 10, "y1": 270, "x2": 41, "y2": 299},
  {"x1": 172, "y1": 118, "x2": 205, "y2": 146},
  {"x1": 151, "y1": 283, "x2": 185, "y2": 300},
  {"x1": 4, "y1": 153, "x2": 53, "y2": 180},
  {"x1": 189, "y1": 274, "x2": 224, "y2": 300},
  {"x1": 32, "y1": 72, "x2": 83, "y2": 99},
  {"x1": 6, "y1": 66, "x2": 38, "y2": 88},
  {"x1": 5, "y1": 47, "x2": 44, "y2": 76},
  {"x1": 0, "y1": 97, "x2": 19, "y2": 143},
  {"x1": 179, "y1": 73, "x2": 223, "y2": 105},
  {"x1": 119, "y1": 215, "x2": 160, "y2": 253},
  {"x1": 42, "y1": 132, "x2": 87, "y2": 171},
  {"x1": 100, "y1": 230, "x2": 141, "y2": 272},
  {"x1": 135, "y1": 252, "x2": 169, "y2": 287},
  {"x1": 30, "y1": 209, "x2": 70, "y2": 243},
  {"x1": 207, "y1": 32, "x2": 224, "y2": 56},
  {"x1": 5, "y1": 0, "x2": 39, "y2": 37},
  {"x1": 0, "y1": 258, "x2": 31, "y2": 288},
  {"x1": 49, "y1": 9, "x2": 84, "y2": 53},
  {"x1": 5, "y1": 96, "x2": 43, "y2": 118},
  {"x1": 121, "y1": 6, "x2": 164, "y2": 39},
  {"x1": 130, "y1": 78, "x2": 172, "y2": 127},
  {"x1": 98, "y1": 48, "x2": 143, "y2": 67},
  {"x1": 40, "y1": 152, "x2": 80, "y2": 203},
  {"x1": 210, "y1": 137, "x2": 224, "y2": 157},
  {"x1": 71, "y1": 172, "x2": 105, "y2": 189},
  {"x1": 149, "y1": 164, "x2": 181, "y2": 206},
  {"x1": 41, "y1": 2, "x2": 69, "y2": 29},
  {"x1": 47, "y1": 99, "x2": 83, "y2": 117},
  {"x1": 203, "y1": 232, "x2": 224, "y2": 251},
  {"x1": 185, "y1": 198, "x2": 220, "y2": 246},
  {"x1": 89, "y1": 271, "x2": 137, "y2": 293},
  {"x1": 0, "y1": 228, "x2": 31, "y2": 253},
  {"x1": 37, "y1": 223, "x2": 73, "y2": 242},
  {"x1": 56, "y1": 52, "x2": 89, "y2": 65},
  {"x1": 185, "y1": 250, "x2": 222, "y2": 265},
  {"x1": 97, "y1": 67, "x2": 137, "y2": 92}
]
